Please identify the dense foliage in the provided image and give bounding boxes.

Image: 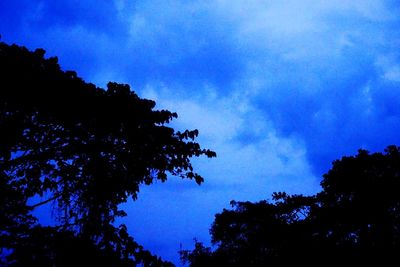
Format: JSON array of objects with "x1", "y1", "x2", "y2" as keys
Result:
[
  {"x1": 0, "y1": 42, "x2": 215, "y2": 266},
  {"x1": 181, "y1": 146, "x2": 400, "y2": 266}
]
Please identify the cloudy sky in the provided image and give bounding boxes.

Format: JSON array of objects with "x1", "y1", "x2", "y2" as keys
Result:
[{"x1": 2, "y1": 0, "x2": 400, "y2": 265}]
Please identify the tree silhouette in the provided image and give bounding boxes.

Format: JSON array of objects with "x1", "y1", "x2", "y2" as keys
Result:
[
  {"x1": 181, "y1": 146, "x2": 400, "y2": 266},
  {"x1": 0, "y1": 41, "x2": 216, "y2": 266}
]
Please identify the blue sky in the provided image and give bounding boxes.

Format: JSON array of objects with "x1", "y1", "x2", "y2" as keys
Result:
[{"x1": 2, "y1": 0, "x2": 400, "y2": 265}]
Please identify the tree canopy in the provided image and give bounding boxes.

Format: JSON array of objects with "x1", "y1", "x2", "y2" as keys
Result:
[
  {"x1": 181, "y1": 146, "x2": 400, "y2": 266},
  {"x1": 0, "y1": 41, "x2": 215, "y2": 266}
]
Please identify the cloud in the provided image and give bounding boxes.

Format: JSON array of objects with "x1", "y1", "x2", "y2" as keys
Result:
[
  {"x1": 2, "y1": 0, "x2": 400, "y2": 265},
  {"x1": 142, "y1": 83, "x2": 318, "y2": 190},
  {"x1": 376, "y1": 55, "x2": 400, "y2": 82}
]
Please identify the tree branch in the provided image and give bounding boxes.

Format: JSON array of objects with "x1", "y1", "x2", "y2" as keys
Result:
[{"x1": 28, "y1": 194, "x2": 60, "y2": 209}]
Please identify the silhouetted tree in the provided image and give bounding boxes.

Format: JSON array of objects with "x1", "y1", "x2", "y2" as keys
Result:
[
  {"x1": 181, "y1": 146, "x2": 400, "y2": 266},
  {"x1": 0, "y1": 41, "x2": 216, "y2": 266}
]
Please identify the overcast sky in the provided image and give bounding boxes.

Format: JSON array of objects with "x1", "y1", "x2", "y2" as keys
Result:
[{"x1": 2, "y1": 0, "x2": 400, "y2": 265}]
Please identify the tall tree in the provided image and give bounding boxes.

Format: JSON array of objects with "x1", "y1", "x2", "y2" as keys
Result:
[
  {"x1": 181, "y1": 146, "x2": 400, "y2": 266},
  {"x1": 0, "y1": 42, "x2": 215, "y2": 266}
]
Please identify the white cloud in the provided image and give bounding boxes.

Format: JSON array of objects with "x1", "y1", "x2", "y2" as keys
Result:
[
  {"x1": 142, "y1": 83, "x2": 318, "y2": 194},
  {"x1": 384, "y1": 66, "x2": 400, "y2": 82},
  {"x1": 376, "y1": 55, "x2": 400, "y2": 82}
]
